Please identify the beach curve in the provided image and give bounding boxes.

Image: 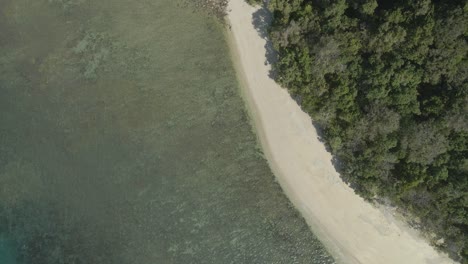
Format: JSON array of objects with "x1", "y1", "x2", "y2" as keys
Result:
[{"x1": 226, "y1": 1, "x2": 458, "y2": 263}]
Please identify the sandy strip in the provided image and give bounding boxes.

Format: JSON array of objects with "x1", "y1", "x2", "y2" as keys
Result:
[{"x1": 226, "y1": 1, "x2": 457, "y2": 263}]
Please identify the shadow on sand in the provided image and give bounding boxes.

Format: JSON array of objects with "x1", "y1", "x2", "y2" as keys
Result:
[
  {"x1": 250, "y1": 1, "x2": 355, "y2": 190},
  {"x1": 251, "y1": 1, "x2": 303, "y2": 108},
  {"x1": 251, "y1": 1, "x2": 277, "y2": 79}
]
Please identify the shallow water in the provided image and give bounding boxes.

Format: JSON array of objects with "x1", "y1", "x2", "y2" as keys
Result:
[
  {"x1": 0, "y1": 0, "x2": 334, "y2": 263},
  {"x1": 0, "y1": 235, "x2": 16, "y2": 264}
]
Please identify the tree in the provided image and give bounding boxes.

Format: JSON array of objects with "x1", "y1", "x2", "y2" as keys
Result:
[{"x1": 264, "y1": 0, "x2": 468, "y2": 260}]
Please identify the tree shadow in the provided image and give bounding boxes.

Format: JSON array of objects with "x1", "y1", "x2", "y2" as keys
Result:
[
  {"x1": 311, "y1": 119, "x2": 359, "y2": 190},
  {"x1": 251, "y1": 1, "x2": 277, "y2": 79},
  {"x1": 251, "y1": 2, "x2": 357, "y2": 192},
  {"x1": 311, "y1": 120, "x2": 327, "y2": 144}
]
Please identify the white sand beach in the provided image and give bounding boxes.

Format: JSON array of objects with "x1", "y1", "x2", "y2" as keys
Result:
[{"x1": 226, "y1": 1, "x2": 458, "y2": 263}]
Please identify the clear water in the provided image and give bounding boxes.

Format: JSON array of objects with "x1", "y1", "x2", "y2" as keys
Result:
[
  {"x1": 0, "y1": 235, "x2": 16, "y2": 264},
  {"x1": 0, "y1": 0, "x2": 335, "y2": 263}
]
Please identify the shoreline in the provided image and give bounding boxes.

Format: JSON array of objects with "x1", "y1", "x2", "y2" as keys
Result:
[{"x1": 225, "y1": 1, "x2": 457, "y2": 263}]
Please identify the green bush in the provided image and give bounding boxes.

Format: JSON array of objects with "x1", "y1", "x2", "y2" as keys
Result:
[{"x1": 263, "y1": 0, "x2": 467, "y2": 261}]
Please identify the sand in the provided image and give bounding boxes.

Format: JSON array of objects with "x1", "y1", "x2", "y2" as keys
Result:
[{"x1": 226, "y1": 1, "x2": 458, "y2": 263}]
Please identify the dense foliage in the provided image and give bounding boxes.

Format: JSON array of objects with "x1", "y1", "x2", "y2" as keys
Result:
[{"x1": 250, "y1": 0, "x2": 467, "y2": 261}]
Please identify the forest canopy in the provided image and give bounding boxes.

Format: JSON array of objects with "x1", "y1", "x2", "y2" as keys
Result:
[{"x1": 248, "y1": 0, "x2": 467, "y2": 262}]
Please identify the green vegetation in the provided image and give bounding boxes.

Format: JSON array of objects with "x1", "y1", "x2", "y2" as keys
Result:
[{"x1": 249, "y1": 0, "x2": 467, "y2": 261}]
